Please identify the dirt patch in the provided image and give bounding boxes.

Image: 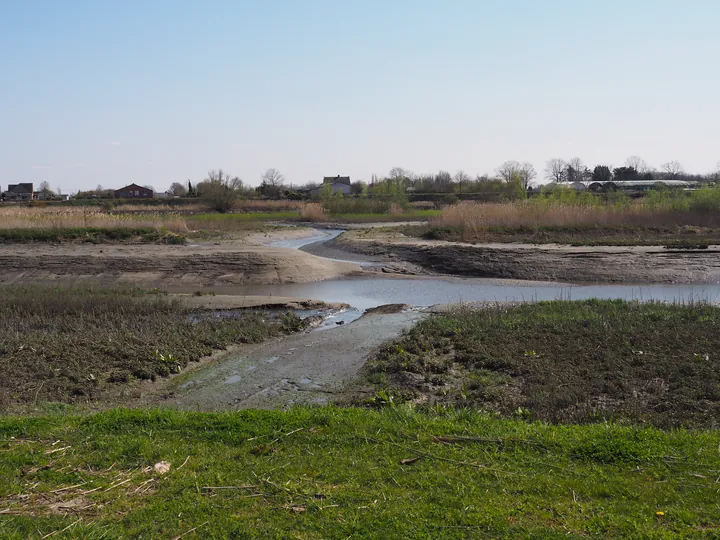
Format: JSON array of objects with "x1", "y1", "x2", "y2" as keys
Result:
[
  {"x1": 332, "y1": 230, "x2": 720, "y2": 284},
  {"x1": 178, "y1": 294, "x2": 348, "y2": 311},
  {"x1": 155, "y1": 311, "x2": 426, "y2": 410},
  {"x1": 362, "y1": 304, "x2": 411, "y2": 315},
  {"x1": 0, "y1": 239, "x2": 363, "y2": 290}
]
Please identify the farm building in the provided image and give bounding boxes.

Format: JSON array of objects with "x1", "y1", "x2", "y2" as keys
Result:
[
  {"x1": 1, "y1": 183, "x2": 35, "y2": 200},
  {"x1": 588, "y1": 180, "x2": 695, "y2": 193},
  {"x1": 308, "y1": 176, "x2": 352, "y2": 196},
  {"x1": 114, "y1": 184, "x2": 153, "y2": 199}
]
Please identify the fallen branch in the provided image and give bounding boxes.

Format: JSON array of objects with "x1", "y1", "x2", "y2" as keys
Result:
[{"x1": 49, "y1": 482, "x2": 87, "y2": 494}]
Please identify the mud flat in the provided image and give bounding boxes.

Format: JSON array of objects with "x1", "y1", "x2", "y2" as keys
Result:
[
  {"x1": 327, "y1": 231, "x2": 720, "y2": 284},
  {"x1": 0, "y1": 240, "x2": 362, "y2": 290},
  {"x1": 153, "y1": 310, "x2": 426, "y2": 410}
]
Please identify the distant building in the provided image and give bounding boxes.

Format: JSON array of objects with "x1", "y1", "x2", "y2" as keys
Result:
[
  {"x1": 114, "y1": 183, "x2": 153, "y2": 199},
  {"x1": 2, "y1": 183, "x2": 35, "y2": 200},
  {"x1": 308, "y1": 175, "x2": 352, "y2": 196},
  {"x1": 588, "y1": 180, "x2": 695, "y2": 193}
]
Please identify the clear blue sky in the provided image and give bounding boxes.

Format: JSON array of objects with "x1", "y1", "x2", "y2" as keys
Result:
[{"x1": 1, "y1": 0, "x2": 718, "y2": 192}]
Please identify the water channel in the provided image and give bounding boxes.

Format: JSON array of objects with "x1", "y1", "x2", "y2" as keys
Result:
[{"x1": 259, "y1": 228, "x2": 720, "y2": 311}]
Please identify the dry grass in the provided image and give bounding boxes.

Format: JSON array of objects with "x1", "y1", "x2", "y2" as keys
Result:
[
  {"x1": 387, "y1": 203, "x2": 404, "y2": 216},
  {"x1": 114, "y1": 203, "x2": 209, "y2": 213},
  {"x1": 0, "y1": 207, "x2": 188, "y2": 232},
  {"x1": 431, "y1": 201, "x2": 720, "y2": 241},
  {"x1": 234, "y1": 199, "x2": 305, "y2": 212},
  {"x1": 298, "y1": 203, "x2": 327, "y2": 221}
]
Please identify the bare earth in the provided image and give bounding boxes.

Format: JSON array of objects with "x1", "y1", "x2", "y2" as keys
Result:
[
  {"x1": 151, "y1": 310, "x2": 425, "y2": 410},
  {"x1": 0, "y1": 237, "x2": 363, "y2": 290},
  {"x1": 328, "y1": 230, "x2": 720, "y2": 284}
]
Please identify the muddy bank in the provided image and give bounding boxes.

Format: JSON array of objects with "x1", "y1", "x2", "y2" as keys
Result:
[
  {"x1": 0, "y1": 241, "x2": 362, "y2": 290},
  {"x1": 178, "y1": 294, "x2": 348, "y2": 311},
  {"x1": 330, "y1": 232, "x2": 720, "y2": 284},
  {"x1": 153, "y1": 310, "x2": 426, "y2": 410}
]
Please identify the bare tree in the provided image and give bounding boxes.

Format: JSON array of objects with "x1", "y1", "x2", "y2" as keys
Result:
[
  {"x1": 545, "y1": 159, "x2": 567, "y2": 182},
  {"x1": 565, "y1": 157, "x2": 586, "y2": 184},
  {"x1": 38, "y1": 181, "x2": 53, "y2": 194},
  {"x1": 453, "y1": 170, "x2": 471, "y2": 192},
  {"x1": 625, "y1": 156, "x2": 648, "y2": 174},
  {"x1": 203, "y1": 169, "x2": 244, "y2": 212},
  {"x1": 517, "y1": 162, "x2": 537, "y2": 190},
  {"x1": 261, "y1": 168, "x2": 285, "y2": 188},
  {"x1": 169, "y1": 182, "x2": 187, "y2": 196},
  {"x1": 496, "y1": 161, "x2": 522, "y2": 182},
  {"x1": 388, "y1": 167, "x2": 410, "y2": 189},
  {"x1": 661, "y1": 161, "x2": 683, "y2": 179}
]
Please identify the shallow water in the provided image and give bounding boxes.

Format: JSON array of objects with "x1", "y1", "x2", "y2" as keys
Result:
[
  {"x1": 231, "y1": 277, "x2": 720, "y2": 311},
  {"x1": 263, "y1": 228, "x2": 720, "y2": 310}
]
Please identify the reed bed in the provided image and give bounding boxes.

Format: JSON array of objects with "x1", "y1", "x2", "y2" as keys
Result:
[
  {"x1": 431, "y1": 199, "x2": 720, "y2": 242},
  {"x1": 0, "y1": 207, "x2": 188, "y2": 232}
]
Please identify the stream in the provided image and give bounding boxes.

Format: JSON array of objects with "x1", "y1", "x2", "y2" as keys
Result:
[
  {"x1": 162, "y1": 228, "x2": 720, "y2": 411},
  {"x1": 266, "y1": 228, "x2": 720, "y2": 310}
]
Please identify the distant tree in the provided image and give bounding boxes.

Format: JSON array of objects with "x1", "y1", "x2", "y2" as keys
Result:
[
  {"x1": 202, "y1": 170, "x2": 244, "y2": 212},
  {"x1": 496, "y1": 161, "x2": 522, "y2": 183},
  {"x1": 187, "y1": 180, "x2": 194, "y2": 197},
  {"x1": 258, "y1": 168, "x2": 285, "y2": 198},
  {"x1": 261, "y1": 168, "x2": 285, "y2": 188},
  {"x1": 96, "y1": 184, "x2": 104, "y2": 192},
  {"x1": 545, "y1": 159, "x2": 567, "y2": 182},
  {"x1": 661, "y1": 161, "x2": 683, "y2": 179},
  {"x1": 565, "y1": 157, "x2": 586, "y2": 184},
  {"x1": 388, "y1": 167, "x2": 410, "y2": 190},
  {"x1": 592, "y1": 165, "x2": 613, "y2": 183},
  {"x1": 38, "y1": 181, "x2": 53, "y2": 195},
  {"x1": 169, "y1": 182, "x2": 187, "y2": 196},
  {"x1": 350, "y1": 181, "x2": 367, "y2": 195},
  {"x1": 625, "y1": 156, "x2": 648, "y2": 174},
  {"x1": 517, "y1": 162, "x2": 537, "y2": 190},
  {"x1": 143, "y1": 185, "x2": 155, "y2": 192},
  {"x1": 613, "y1": 166, "x2": 639, "y2": 181},
  {"x1": 454, "y1": 170, "x2": 471, "y2": 192}
]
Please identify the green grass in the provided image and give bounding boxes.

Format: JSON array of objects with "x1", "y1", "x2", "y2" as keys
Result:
[
  {"x1": 0, "y1": 287, "x2": 306, "y2": 407},
  {"x1": 0, "y1": 407, "x2": 718, "y2": 538},
  {"x1": 0, "y1": 228, "x2": 186, "y2": 244},
  {"x1": 366, "y1": 300, "x2": 720, "y2": 428}
]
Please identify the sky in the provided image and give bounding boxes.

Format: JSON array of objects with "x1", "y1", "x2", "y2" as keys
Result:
[{"x1": 1, "y1": 0, "x2": 719, "y2": 193}]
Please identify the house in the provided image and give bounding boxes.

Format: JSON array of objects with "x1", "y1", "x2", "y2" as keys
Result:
[
  {"x1": 114, "y1": 183, "x2": 153, "y2": 199},
  {"x1": 2, "y1": 183, "x2": 34, "y2": 200},
  {"x1": 309, "y1": 175, "x2": 352, "y2": 196}
]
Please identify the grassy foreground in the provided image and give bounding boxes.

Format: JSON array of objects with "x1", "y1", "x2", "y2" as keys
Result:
[
  {"x1": 1, "y1": 407, "x2": 718, "y2": 538},
  {"x1": 367, "y1": 301, "x2": 720, "y2": 428}
]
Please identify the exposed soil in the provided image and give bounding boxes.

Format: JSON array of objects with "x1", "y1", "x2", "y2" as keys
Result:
[
  {"x1": 330, "y1": 230, "x2": 720, "y2": 284},
  {"x1": 152, "y1": 310, "x2": 426, "y2": 410},
  {"x1": 0, "y1": 237, "x2": 363, "y2": 290}
]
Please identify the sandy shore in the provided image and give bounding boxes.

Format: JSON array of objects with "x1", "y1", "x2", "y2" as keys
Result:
[{"x1": 0, "y1": 236, "x2": 363, "y2": 290}]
